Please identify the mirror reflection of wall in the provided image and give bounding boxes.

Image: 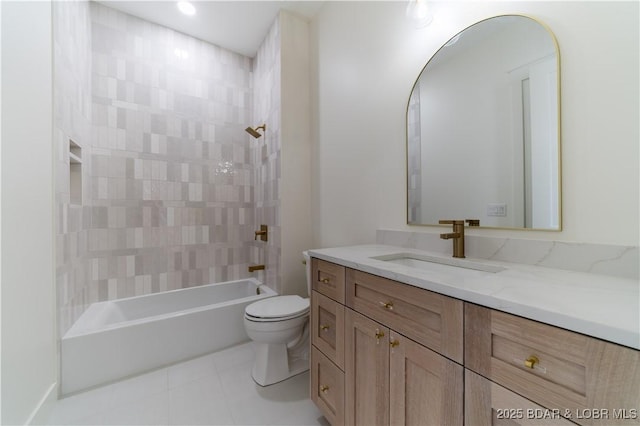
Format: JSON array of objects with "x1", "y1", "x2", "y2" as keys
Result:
[{"x1": 407, "y1": 15, "x2": 561, "y2": 230}]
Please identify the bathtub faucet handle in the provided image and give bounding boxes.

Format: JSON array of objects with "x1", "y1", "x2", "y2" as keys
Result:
[{"x1": 254, "y1": 225, "x2": 268, "y2": 242}]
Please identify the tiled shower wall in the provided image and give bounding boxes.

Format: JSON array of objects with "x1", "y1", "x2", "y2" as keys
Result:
[
  {"x1": 89, "y1": 2, "x2": 254, "y2": 300},
  {"x1": 252, "y1": 16, "x2": 283, "y2": 293},
  {"x1": 54, "y1": 0, "x2": 93, "y2": 336},
  {"x1": 55, "y1": 1, "x2": 265, "y2": 336}
]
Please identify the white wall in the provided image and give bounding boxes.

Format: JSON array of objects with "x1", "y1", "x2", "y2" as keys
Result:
[
  {"x1": 310, "y1": 1, "x2": 639, "y2": 247},
  {"x1": 280, "y1": 11, "x2": 313, "y2": 297},
  {"x1": 1, "y1": 1, "x2": 57, "y2": 424}
]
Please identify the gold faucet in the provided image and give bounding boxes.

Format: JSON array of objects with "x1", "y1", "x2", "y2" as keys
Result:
[
  {"x1": 254, "y1": 224, "x2": 268, "y2": 242},
  {"x1": 248, "y1": 264, "x2": 265, "y2": 272},
  {"x1": 439, "y1": 219, "x2": 465, "y2": 258}
]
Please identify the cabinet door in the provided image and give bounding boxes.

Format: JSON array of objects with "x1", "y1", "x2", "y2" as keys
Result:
[
  {"x1": 311, "y1": 347, "x2": 345, "y2": 426},
  {"x1": 389, "y1": 333, "x2": 463, "y2": 426},
  {"x1": 312, "y1": 290, "x2": 345, "y2": 369},
  {"x1": 465, "y1": 303, "x2": 640, "y2": 426},
  {"x1": 345, "y1": 309, "x2": 389, "y2": 426},
  {"x1": 465, "y1": 369, "x2": 575, "y2": 426}
]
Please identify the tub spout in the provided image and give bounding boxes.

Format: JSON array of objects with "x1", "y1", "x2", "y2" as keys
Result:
[{"x1": 248, "y1": 264, "x2": 265, "y2": 272}]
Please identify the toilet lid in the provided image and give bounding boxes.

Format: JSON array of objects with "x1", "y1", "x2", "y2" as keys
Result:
[{"x1": 245, "y1": 295, "x2": 310, "y2": 319}]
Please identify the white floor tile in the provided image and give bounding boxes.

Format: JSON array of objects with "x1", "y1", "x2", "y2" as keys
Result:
[
  {"x1": 101, "y1": 391, "x2": 170, "y2": 425},
  {"x1": 217, "y1": 360, "x2": 260, "y2": 401},
  {"x1": 169, "y1": 374, "x2": 226, "y2": 410},
  {"x1": 169, "y1": 379, "x2": 234, "y2": 425},
  {"x1": 107, "y1": 368, "x2": 168, "y2": 408},
  {"x1": 211, "y1": 341, "x2": 255, "y2": 372},
  {"x1": 256, "y1": 371, "x2": 311, "y2": 402},
  {"x1": 45, "y1": 385, "x2": 112, "y2": 425},
  {"x1": 44, "y1": 342, "x2": 324, "y2": 426},
  {"x1": 167, "y1": 352, "x2": 217, "y2": 388},
  {"x1": 268, "y1": 399, "x2": 327, "y2": 426},
  {"x1": 227, "y1": 394, "x2": 293, "y2": 425}
]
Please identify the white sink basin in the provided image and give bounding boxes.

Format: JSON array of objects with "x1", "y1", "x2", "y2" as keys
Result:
[{"x1": 371, "y1": 253, "x2": 505, "y2": 276}]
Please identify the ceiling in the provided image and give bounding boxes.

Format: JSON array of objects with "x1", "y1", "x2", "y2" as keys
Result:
[{"x1": 97, "y1": 1, "x2": 325, "y2": 58}]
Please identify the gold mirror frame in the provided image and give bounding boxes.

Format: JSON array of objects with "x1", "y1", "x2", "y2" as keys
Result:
[{"x1": 406, "y1": 15, "x2": 562, "y2": 230}]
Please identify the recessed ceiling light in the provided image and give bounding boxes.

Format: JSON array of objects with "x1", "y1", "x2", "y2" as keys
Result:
[{"x1": 177, "y1": 1, "x2": 196, "y2": 16}]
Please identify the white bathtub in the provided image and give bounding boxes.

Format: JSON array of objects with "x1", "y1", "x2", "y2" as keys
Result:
[{"x1": 61, "y1": 278, "x2": 276, "y2": 395}]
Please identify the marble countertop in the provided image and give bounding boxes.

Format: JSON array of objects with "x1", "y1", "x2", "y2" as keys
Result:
[{"x1": 308, "y1": 244, "x2": 640, "y2": 350}]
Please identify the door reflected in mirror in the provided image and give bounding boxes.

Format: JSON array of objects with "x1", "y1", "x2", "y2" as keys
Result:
[{"x1": 407, "y1": 15, "x2": 561, "y2": 230}]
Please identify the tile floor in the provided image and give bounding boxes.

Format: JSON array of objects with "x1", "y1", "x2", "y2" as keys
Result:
[{"x1": 42, "y1": 342, "x2": 328, "y2": 425}]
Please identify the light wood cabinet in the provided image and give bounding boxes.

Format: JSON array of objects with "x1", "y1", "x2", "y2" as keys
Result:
[
  {"x1": 312, "y1": 258, "x2": 345, "y2": 303},
  {"x1": 389, "y1": 332, "x2": 463, "y2": 426},
  {"x1": 465, "y1": 302, "x2": 640, "y2": 426},
  {"x1": 344, "y1": 303, "x2": 463, "y2": 426},
  {"x1": 311, "y1": 347, "x2": 345, "y2": 426},
  {"x1": 311, "y1": 291, "x2": 345, "y2": 370},
  {"x1": 310, "y1": 258, "x2": 640, "y2": 426},
  {"x1": 344, "y1": 309, "x2": 390, "y2": 426},
  {"x1": 346, "y1": 268, "x2": 463, "y2": 363},
  {"x1": 465, "y1": 369, "x2": 575, "y2": 426},
  {"x1": 310, "y1": 259, "x2": 346, "y2": 425}
]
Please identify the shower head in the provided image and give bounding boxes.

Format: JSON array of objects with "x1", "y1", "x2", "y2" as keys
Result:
[{"x1": 245, "y1": 124, "x2": 266, "y2": 139}]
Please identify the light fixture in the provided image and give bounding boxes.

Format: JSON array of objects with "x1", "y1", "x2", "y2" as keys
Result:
[
  {"x1": 406, "y1": 0, "x2": 433, "y2": 28},
  {"x1": 177, "y1": 1, "x2": 196, "y2": 16}
]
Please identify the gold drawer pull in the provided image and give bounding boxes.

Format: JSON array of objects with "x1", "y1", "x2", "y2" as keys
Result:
[
  {"x1": 379, "y1": 301, "x2": 394, "y2": 310},
  {"x1": 320, "y1": 324, "x2": 330, "y2": 331},
  {"x1": 320, "y1": 385, "x2": 329, "y2": 393},
  {"x1": 375, "y1": 328, "x2": 385, "y2": 344},
  {"x1": 320, "y1": 278, "x2": 330, "y2": 284},
  {"x1": 524, "y1": 355, "x2": 539, "y2": 369},
  {"x1": 390, "y1": 339, "x2": 400, "y2": 348}
]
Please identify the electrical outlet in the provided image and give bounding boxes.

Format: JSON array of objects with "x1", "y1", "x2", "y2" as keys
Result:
[{"x1": 487, "y1": 203, "x2": 507, "y2": 217}]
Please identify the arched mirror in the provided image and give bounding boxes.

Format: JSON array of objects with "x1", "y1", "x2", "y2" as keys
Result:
[{"x1": 407, "y1": 15, "x2": 561, "y2": 230}]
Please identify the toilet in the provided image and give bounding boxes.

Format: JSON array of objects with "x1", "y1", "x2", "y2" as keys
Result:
[{"x1": 243, "y1": 251, "x2": 311, "y2": 386}]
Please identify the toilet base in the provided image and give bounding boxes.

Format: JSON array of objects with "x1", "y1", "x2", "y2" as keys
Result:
[{"x1": 251, "y1": 342, "x2": 309, "y2": 387}]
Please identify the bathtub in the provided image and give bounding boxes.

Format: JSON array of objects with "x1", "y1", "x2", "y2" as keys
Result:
[{"x1": 61, "y1": 278, "x2": 276, "y2": 395}]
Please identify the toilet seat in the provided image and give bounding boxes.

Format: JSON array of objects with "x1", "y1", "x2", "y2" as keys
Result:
[{"x1": 245, "y1": 295, "x2": 310, "y2": 322}]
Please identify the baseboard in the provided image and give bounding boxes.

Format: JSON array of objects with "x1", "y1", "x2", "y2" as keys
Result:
[{"x1": 25, "y1": 382, "x2": 57, "y2": 425}]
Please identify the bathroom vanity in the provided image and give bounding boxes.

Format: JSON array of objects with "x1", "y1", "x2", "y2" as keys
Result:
[{"x1": 308, "y1": 245, "x2": 640, "y2": 426}]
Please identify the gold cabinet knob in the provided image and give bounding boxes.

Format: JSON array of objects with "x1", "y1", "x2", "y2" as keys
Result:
[
  {"x1": 524, "y1": 355, "x2": 539, "y2": 369},
  {"x1": 320, "y1": 324, "x2": 330, "y2": 331},
  {"x1": 379, "y1": 301, "x2": 394, "y2": 310},
  {"x1": 320, "y1": 278, "x2": 330, "y2": 284},
  {"x1": 375, "y1": 328, "x2": 385, "y2": 341},
  {"x1": 319, "y1": 385, "x2": 329, "y2": 393},
  {"x1": 390, "y1": 339, "x2": 400, "y2": 348}
]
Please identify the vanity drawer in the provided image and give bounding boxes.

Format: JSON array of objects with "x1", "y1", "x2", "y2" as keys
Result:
[
  {"x1": 311, "y1": 258, "x2": 345, "y2": 303},
  {"x1": 465, "y1": 303, "x2": 640, "y2": 426},
  {"x1": 465, "y1": 369, "x2": 575, "y2": 426},
  {"x1": 311, "y1": 346, "x2": 345, "y2": 426},
  {"x1": 345, "y1": 268, "x2": 463, "y2": 363},
  {"x1": 312, "y1": 290, "x2": 345, "y2": 370}
]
